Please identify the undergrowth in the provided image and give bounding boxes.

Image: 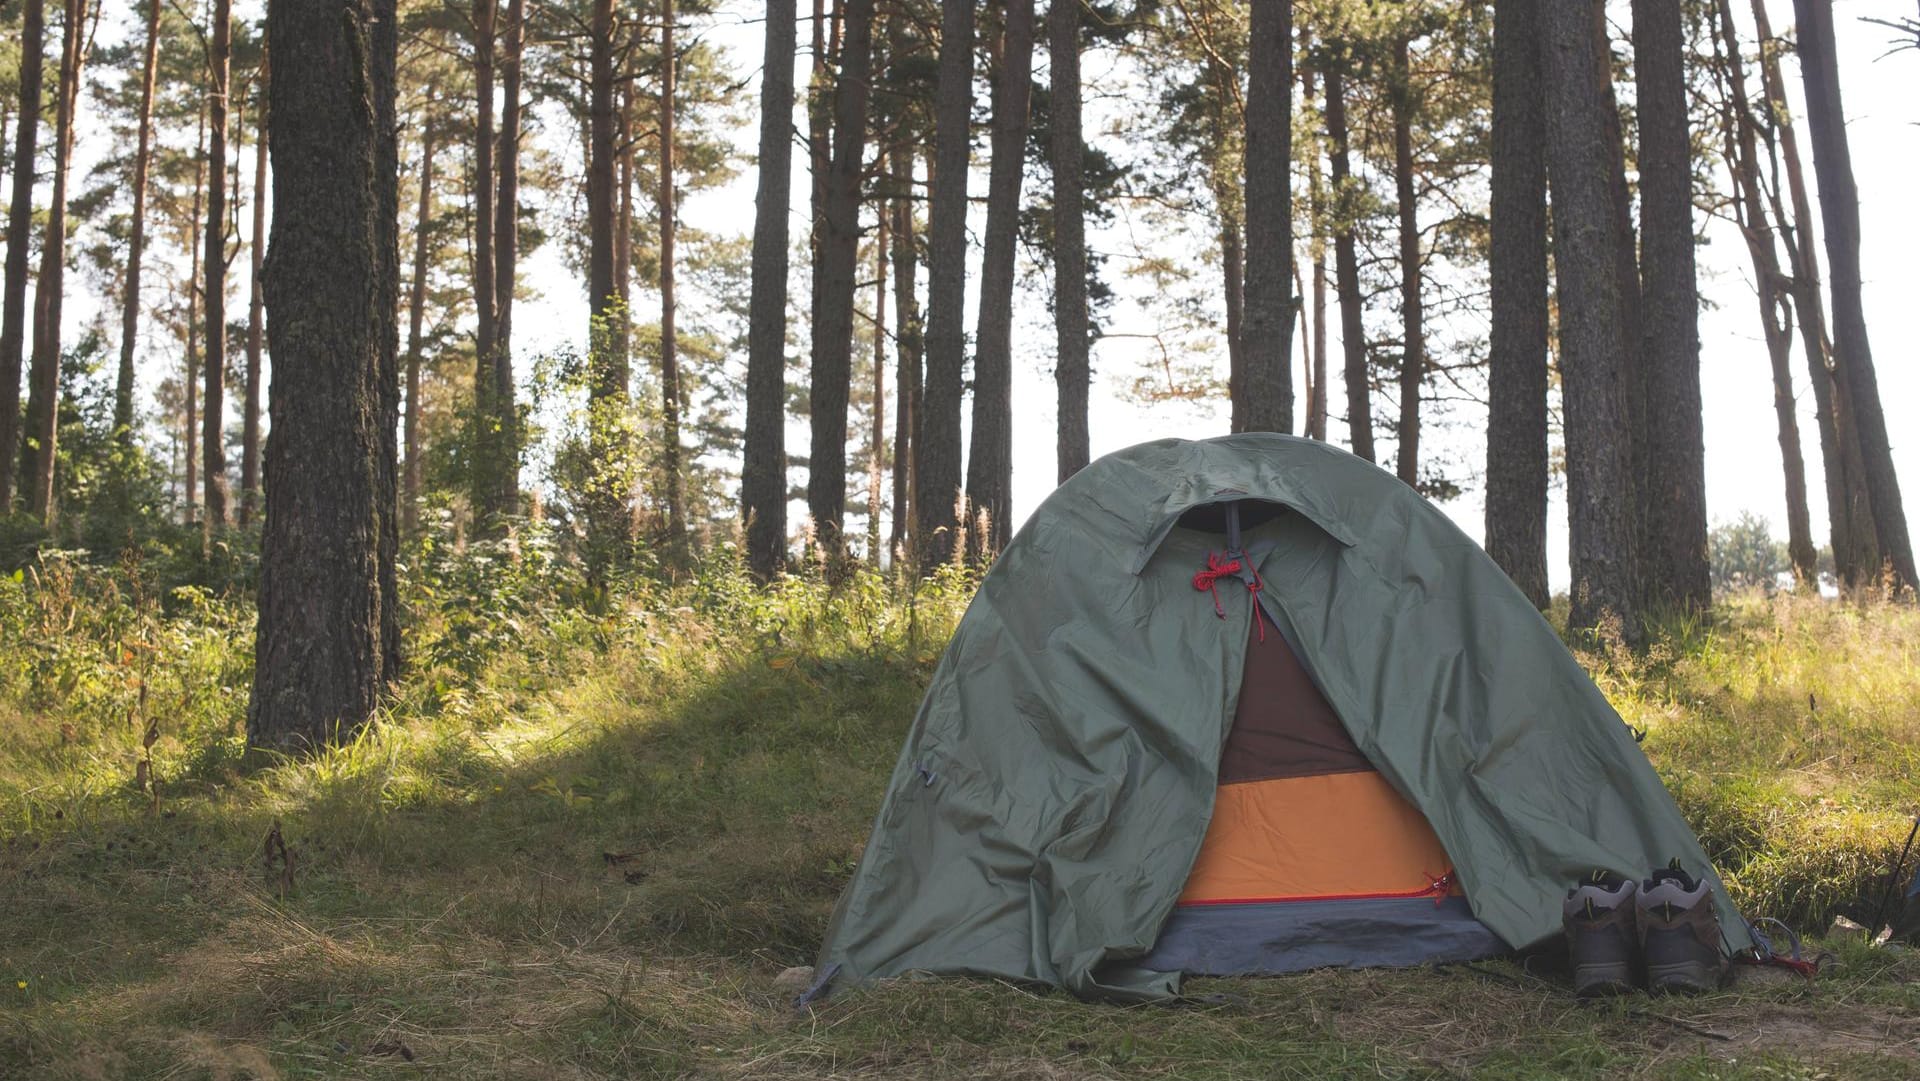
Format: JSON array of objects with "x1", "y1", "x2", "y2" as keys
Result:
[{"x1": 0, "y1": 538, "x2": 1915, "y2": 1079}]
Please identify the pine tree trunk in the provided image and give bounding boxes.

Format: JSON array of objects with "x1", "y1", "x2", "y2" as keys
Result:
[
  {"x1": 584, "y1": 0, "x2": 630, "y2": 566},
  {"x1": 917, "y1": 0, "x2": 974, "y2": 567},
  {"x1": 805, "y1": 0, "x2": 836, "y2": 516},
  {"x1": 202, "y1": 0, "x2": 234, "y2": 530},
  {"x1": 490, "y1": 0, "x2": 523, "y2": 522},
  {"x1": 469, "y1": 0, "x2": 499, "y2": 525},
  {"x1": 1391, "y1": 38, "x2": 1422, "y2": 487},
  {"x1": 1592, "y1": 0, "x2": 1648, "y2": 588},
  {"x1": 616, "y1": 82, "x2": 633, "y2": 324},
  {"x1": 1240, "y1": 0, "x2": 1292, "y2": 434},
  {"x1": 1708, "y1": 0, "x2": 1814, "y2": 587},
  {"x1": 1541, "y1": 0, "x2": 1642, "y2": 642},
  {"x1": 807, "y1": 0, "x2": 876, "y2": 567},
  {"x1": 868, "y1": 200, "x2": 887, "y2": 565},
  {"x1": 1326, "y1": 64, "x2": 1372, "y2": 462},
  {"x1": 1633, "y1": 0, "x2": 1709, "y2": 609},
  {"x1": 1302, "y1": 61, "x2": 1328, "y2": 443},
  {"x1": 659, "y1": 0, "x2": 687, "y2": 552},
  {"x1": 1050, "y1": 0, "x2": 1089, "y2": 482},
  {"x1": 116, "y1": 0, "x2": 162, "y2": 448},
  {"x1": 250, "y1": 0, "x2": 397, "y2": 751},
  {"x1": 183, "y1": 107, "x2": 207, "y2": 525},
  {"x1": 403, "y1": 102, "x2": 436, "y2": 537},
  {"x1": 1486, "y1": 0, "x2": 1551, "y2": 609},
  {"x1": 0, "y1": 0, "x2": 41, "y2": 513},
  {"x1": 371, "y1": 0, "x2": 401, "y2": 680},
  {"x1": 1220, "y1": 214, "x2": 1245, "y2": 427},
  {"x1": 1791, "y1": 0, "x2": 1916, "y2": 594},
  {"x1": 1751, "y1": 0, "x2": 1872, "y2": 588},
  {"x1": 744, "y1": 0, "x2": 797, "y2": 579},
  {"x1": 809, "y1": 0, "x2": 832, "y2": 310},
  {"x1": 1294, "y1": 261, "x2": 1311, "y2": 430},
  {"x1": 242, "y1": 54, "x2": 268, "y2": 526},
  {"x1": 1310, "y1": 261, "x2": 1328, "y2": 439},
  {"x1": 964, "y1": 0, "x2": 1032, "y2": 560},
  {"x1": 20, "y1": 0, "x2": 87, "y2": 522},
  {"x1": 887, "y1": 146, "x2": 920, "y2": 556}
]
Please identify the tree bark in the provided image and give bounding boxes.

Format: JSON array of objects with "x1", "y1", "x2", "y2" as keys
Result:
[
  {"x1": 20, "y1": 0, "x2": 88, "y2": 522},
  {"x1": 1633, "y1": 0, "x2": 1709, "y2": 610},
  {"x1": 203, "y1": 0, "x2": 235, "y2": 530},
  {"x1": 0, "y1": 0, "x2": 40, "y2": 512},
  {"x1": 1751, "y1": 0, "x2": 1873, "y2": 588},
  {"x1": 965, "y1": 0, "x2": 1033, "y2": 560},
  {"x1": 469, "y1": 0, "x2": 501, "y2": 524},
  {"x1": 489, "y1": 0, "x2": 523, "y2": 524},
  {"x1": 1326, "y1": 64, "x2": 1371, "y2": 462},
  {"x1": 809, "y1": 0, "x2": 832, "y2": 325},
  {"x1": 403, "y1": 97, "x2": 436, "y2": 537},
  {"x1": 115, "y1": 0, "x2": 162, "y2": 448},
  {"x1": 1485, "y1": 0, "x2": 1551, "y2": 609},
  {"x1": 1220, "y1": 214, "x2": 1244, "y2": 427},
  {"x1": 1294, "y1": 261, "x2": 1311, "y2": 430},
  {"x1": 1240, "y1": 0, "x2": 1291, "y2": 434},
  {"x1": 183, "y1": 108, "x2": 206, "y2": 524},
  {"x1": 1591, "y1": 0, "x2": 1647, "y2": 584},
  {"x1": 242, "y1": 53, "x2": 268, "y2": 526},
  {"x1": 917, "y1": 0, "x2": 973, "y2": 567},
  {"x1": 1050, "y1": 0, "x2": 1089, "y2": 481},
  {"x1": 659, "y1": 0, "x2": 687, "y2": 552},
  {"x1": 1540, "y1": 0, "x2": 1642, "y2": 642},
  {"x1": 616, "y1": 83, "x2": 633, "y2": 325},
  {"x1": 1707, "y1": 0, "x2": 1814, "y2": 587},
  {"x1": 584, "y1": 0, "x2": 630, "y2": 565},
  {"x1": 1390, "y1": 37, "x2": 1422, "y2": 486},
  {"x1": 1302, "y1": 61, "x2": 1328, "y2": 442},
  {"x1": 371, "y1": 0, "x2": 401, "y2": 680},
  {"x1": 868, "y1": 194, "x2": 887, "y2": 564},
  {"x1": 745, "y1": 0, "x2": 796, "y2": 579},
  {"x1": 807, "y1": 0, "x2": 876, "y2": 566},
  {"x1": 805, "y1": 0, "x2": 836, "y2": 530},
  {"x1": 1792, "y1": 0, "x2": 1916, "y2": 594},
  {"x1": 250, "y1": 0, "x2": 398, "y2": 751},
  {"x1": 888, "y1": 145, "x2": 920, "y2": 556}
]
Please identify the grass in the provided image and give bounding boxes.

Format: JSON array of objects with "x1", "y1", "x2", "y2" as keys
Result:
[{"x1": 0, "y1": 549, "x2": 1917, "y2": 1079}]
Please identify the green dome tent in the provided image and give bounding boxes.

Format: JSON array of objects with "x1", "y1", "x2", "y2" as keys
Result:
[{"x1": 809, "y1": 434, "x2": 1750, "y2": 1002}]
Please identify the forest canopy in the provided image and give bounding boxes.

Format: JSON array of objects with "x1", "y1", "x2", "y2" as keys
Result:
[{"x1": 0, "y1": 0, "x2": 1914, "y2": 746}]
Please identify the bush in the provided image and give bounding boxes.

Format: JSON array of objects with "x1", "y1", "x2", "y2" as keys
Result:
[{"x1": 1709, "y1": 511, "x2": 1791, "y2": 594}]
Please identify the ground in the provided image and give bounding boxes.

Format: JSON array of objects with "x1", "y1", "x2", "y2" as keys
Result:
[{"x1": 0, "y1": 554, "x2": 1916, "y2": 1079}]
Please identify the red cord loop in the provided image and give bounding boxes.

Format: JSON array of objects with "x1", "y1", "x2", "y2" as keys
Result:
[
  {"x1": 1192, "y1": 552, "x2": 1242, "y2": 616},
  {"x1": 1193, "y1": 552, "x2": 1269, "y2": 641}
]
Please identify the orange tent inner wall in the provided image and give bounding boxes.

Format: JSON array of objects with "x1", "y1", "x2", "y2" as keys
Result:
[
  {"x1": 1179, "y1": 616, "x2": 1461, "y2": 906},
  {"x1": 1179, "y1": 770, "x2": 1461, "y2": 904}
]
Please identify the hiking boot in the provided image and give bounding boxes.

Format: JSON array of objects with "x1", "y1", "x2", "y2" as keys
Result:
[
  {"x1": 1564, "y1": 870, "x2": 1639, "y2": 997},
  {"x1": 1637, "y1": 861, "x2": 1729, "y2": 994}
]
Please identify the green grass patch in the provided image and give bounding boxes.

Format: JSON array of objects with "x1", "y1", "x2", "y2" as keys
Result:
[{"x1": 1, "y1": 553, "x2": 1916, "y2": 1078}]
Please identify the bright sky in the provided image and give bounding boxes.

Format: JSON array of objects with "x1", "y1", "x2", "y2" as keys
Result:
[{"x1": 52, "y1": 0, "x2": 1920, "y2": 589}]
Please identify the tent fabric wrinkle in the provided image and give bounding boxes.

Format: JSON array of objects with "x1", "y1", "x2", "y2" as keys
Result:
[{"x1": 812, "y1": 434, "x2": 1751, "y2": 1002}]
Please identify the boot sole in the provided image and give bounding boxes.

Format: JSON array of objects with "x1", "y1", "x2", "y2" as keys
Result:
[
  {"x1": 1573, "y1": 961, "x2": 1637, "y2": 998},
  {"x1": 1646, "y1": 960, "x2": 1721, "y2": 995}
]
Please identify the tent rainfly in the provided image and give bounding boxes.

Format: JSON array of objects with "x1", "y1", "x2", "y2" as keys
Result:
[{"x1": 807, "y1": 434, "x2": 1751, "y2": 1002}]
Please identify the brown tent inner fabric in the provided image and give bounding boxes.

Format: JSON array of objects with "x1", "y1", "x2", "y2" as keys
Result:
[
  {"x1": 1219, "y1": 620, "x2": 1373, "y2": 782},
  {"x1": 1181, "y1": 617, "x2": 1461, "y2": 905}
]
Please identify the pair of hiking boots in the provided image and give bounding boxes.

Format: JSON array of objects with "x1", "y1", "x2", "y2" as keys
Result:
[{"x1": 1562, "y1": 862, "x2": 1729, "y2": 997}]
